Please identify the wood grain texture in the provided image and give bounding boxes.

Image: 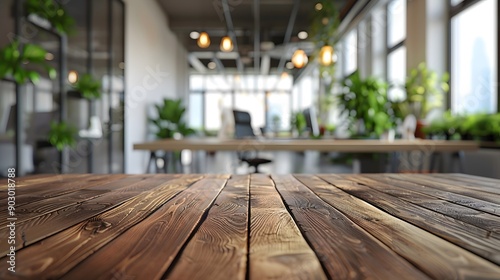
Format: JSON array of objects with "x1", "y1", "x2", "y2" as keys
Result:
[
  {"x1": 0, "y1": 175, "x2": 139, "y2": 226},
  {"x1": 330, "y1": 175, "x2": 500, "y2": 265},
  {"x1": 0, "y1": 175, "x2": 202, "y2": 279},
  {"x1": 345, "y1": 175, "x2": 500, "y2": 235},
  {"x1": 0, "y1": 174, "x2": 90, "y2": 190},
  {"x1": 0, "y1": 175, "x2": 127, "y2": 223},
  {"x1": 393, "y1": 174, "x2": 500, "y2": 205},
  {"x1": 0, "y1": 175, "x2": 173, "y2": 255},
  {"x1": 274, "y1": 174, "x2": 428, "y2": 280},
  {"x1": 248, "y1": 174, "x2": 327, "y2": 280},
  {"x1": 62, "y1": 175, "x2": 229, "y2": 280},
  {"x1": 166, "y1": 175, "x2": 249, "y2": 280},
  {"x1": 314, "y1": 174, "x2": 500, "y2": 279},
  {"x1": 378, "y1": 174, "x2": 500, "y2": 217},
  {"x1": 429, "y1": 173, "x2": 500, "y2": 196}
]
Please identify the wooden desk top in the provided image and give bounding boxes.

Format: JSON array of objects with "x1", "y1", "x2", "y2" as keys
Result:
[
  {"x1": 134, "y1": 138, "x2": 480, "y2": 152},
  {"x1": 1, "y1": 173, "x2": 499, "y2": 279}
]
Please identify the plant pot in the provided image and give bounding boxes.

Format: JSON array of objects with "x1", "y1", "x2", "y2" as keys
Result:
[{"x1": 415, "y1": 120, "x2": 427, "y2": 139}]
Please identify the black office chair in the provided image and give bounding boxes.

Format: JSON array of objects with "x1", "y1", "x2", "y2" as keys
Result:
[{"x1": 232, "y1": 110, "x2": 272, "y2": 173}]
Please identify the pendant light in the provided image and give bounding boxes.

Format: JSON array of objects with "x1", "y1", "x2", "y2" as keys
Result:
[
  {"x1": 291, "y1": 49, "x2": 308, "y2": 68},
  {"x1": 220, "y1": 36, "x2": 233, "y2": 52},
  {"x1": 197, "y1": 31, "x2": 211, "y2": 48},
  {"x1": 319, "y1": 45, "x2": 334, "y2": 66}
]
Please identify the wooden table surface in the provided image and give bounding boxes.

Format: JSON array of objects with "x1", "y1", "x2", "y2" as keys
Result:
[
  {"x1": 133, "y1": 138, "x2": 480, "y2": 152},
  {"x1": 1, "y1": 173, "x2": 499, "y2": 279}
]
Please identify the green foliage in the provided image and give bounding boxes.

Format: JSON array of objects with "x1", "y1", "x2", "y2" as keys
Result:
[
  {"x1": 291, "y1": 112, "x2": 306, "y2": 135},
  {"x1": 425, "y1": 112, "x2": 500, "y2": 141},
  {"x1": 149, "y1": 98, "x2": 196, "y2": 139},
  {"x1": 403, "y1": 62, "x2": 450, "y2": 119},
  {"x1": 423, "y1": 111, "x2": 463, "y2": 140},
  {"x1": 73, "y1": 74, "x2": 101, "y2": 99},
  {"x1": 25, "y1": 0, "x2": 75, "y2": 34},
  {"x1": 339, "y1": 71, "x2": 394, "y2": 138},
  {"x1": 0, "y1": 40, "x2": 56, "y2": 84},
  {"x1": 309, "y1": 0, "x2": 340, "y2": 48},
  {"x1": 48, "y1": 121, "x2": 77, "y2": 151}
]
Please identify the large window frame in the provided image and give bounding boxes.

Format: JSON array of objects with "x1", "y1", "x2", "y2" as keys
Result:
[
  {"x1": 448, "y1": 0, "x2": 499, "y2": 113},
  {"x1": 385, "y1": 0, "x2": 406, "y2": 101}
]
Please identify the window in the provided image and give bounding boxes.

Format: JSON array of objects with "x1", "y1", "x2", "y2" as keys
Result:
[
  {"x1": 386, "y1": 0, "x2": 406, "y2": 101},
  {"x1": 344, "y1": 29, "x2": 358, "y2": 75},
  {"x1": 189, "y1": 75, "x2": 292, "y2": 131},
  {"x1": 451, "y1": 0, "x2": 497, "y2": 113}
]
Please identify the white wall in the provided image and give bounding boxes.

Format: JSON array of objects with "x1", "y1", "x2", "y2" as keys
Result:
[{"x1": 124, "y1": 0, "x2": 188, "y2": 173}]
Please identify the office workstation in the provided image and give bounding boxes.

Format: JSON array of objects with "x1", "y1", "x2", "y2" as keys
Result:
[{"x1": 1, "y1": 0, "x2": 500, "y2": 279}]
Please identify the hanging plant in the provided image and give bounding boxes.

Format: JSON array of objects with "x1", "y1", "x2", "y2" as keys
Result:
[
  {"x1": 48, "y1": 121, "x2": 77, "y2": 151},
  {"x1": 0, "y1": 40, "x2": 56, "y2": 84},
  {"x1": 73, "y1": 74, "x2": 102, "y2": 99},
  {"x1": 25, "y1": 0, "x2": 75, "y2": 35}
]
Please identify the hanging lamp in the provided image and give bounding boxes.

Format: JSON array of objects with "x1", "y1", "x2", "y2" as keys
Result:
[
  {"x1": 220, "y1": 36, "x2": 233, "y2": 52},
  {"x1": 292, "y1": 49, "x2": 308, "y2": 68},
  {"x1": 319, "y1": 45, "x2": 334, "y2": 66},
  {"x1": 197, "y1": 31, "x2": 211, "y2": 48}
]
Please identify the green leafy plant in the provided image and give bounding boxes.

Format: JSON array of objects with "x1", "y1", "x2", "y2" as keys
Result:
[
  {"x1": 291, "y1": 111, "x2": 306, "y2": 136},
  {"x1": 25, "y1": 0, "x2": 75, "y2": 34},
  {"x1": 423, "y1": 111, "x2": 464, "y2": 140},
  {"x1": 48, "y1": 121, "x2": 77, "y2": 151},
  {"x1": 149, "y1": 98, "x2": 196, "y2": 139},
  {"x1": 0, "y1": 40, "x2": 56, "y2": 84},
  {"x1": 460, "y1": 113, "x2": 500, "y2": 141},
  {"x1": 309, "y1": 0, "x2": 340, "y2": 52},
  {"x1": 338, "y1": 71, "x2": 395, "y2": 138},
  {"x1": 73, "y1": 74, "x2": 101, "y2": 99},
  {"x1": 401, "y1": 62, "x2": 450, "y2": 120}
]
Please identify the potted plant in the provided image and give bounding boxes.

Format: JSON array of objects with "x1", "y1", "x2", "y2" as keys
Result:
[
  {"x1": 400, "y1": 62, "x2": 450, "y2": 138},
  {"x1": 25, "y1": 0, "x2": 75, "y2": 34},
  {"x1": 338, "y1": 71, "x2": 395, "y2": 138},
  {"x1": 149, "y1": 98, "x2": 195, "y2": 139},
  {"x1": 460, "y1": 113, "x2": 500, "y2": 142},
  {"x1": 48, "y1": 121, "x2": 77, "y2": 151},
  {"x1": 0, "y1": 40, "x2": 56, "y2": 84},
  {"x1": 423, "y1": 111, "x2": 464, "y2": 140},
  {"x1": 291, "y1": 111, "x2": 306, "y2": 137},
  {"x1": 71, "y1": 73, "x2": 102, "y2": 99}
]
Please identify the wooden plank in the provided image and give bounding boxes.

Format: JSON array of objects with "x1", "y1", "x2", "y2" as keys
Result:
[
  {"x1": 61, "y1": 175, "x2": 229, "y2": 280},
  {"x1": 249, "y1": 174, "x2": 327, "y2": 280},
  {"x1": 165, "y1": 175, "x2": 249, "y2": 280},
  {"x1": 344, "y1": 175, "x2": 500, "y2": 235},
  {"x1": 0, "y1": 175, "x2": 146, "y2": 226},
  {"x1": 0, "y1": 175, "x2": 179, "y2": 255},
  {"x1": 311, "y1": 174, "x2": 500, "y2": 279},
  {"x1": 324, "y1": 174, "x2": 500, "y2": 265},
  {"x1": 394, "y1": 174, "x2": 500, "y2": 205},
  {"x1": 273, "y1": 174, "x2": 428, "y2": 280},
  {"x1": 377, "y1": 174, "x2": 500, "y2": 217},
  {"x1": 0, "y1": 174, "x2": 204, "y2": 279},
  {"x1": 430, "y1": 173, "x2": 500, "y2": 195},
  {"x1": 0, "y1": 174, "x2": 127, "y2": 211},
  {"x1": 0, "y1": 174, "x2": 89, "y2": 190}
]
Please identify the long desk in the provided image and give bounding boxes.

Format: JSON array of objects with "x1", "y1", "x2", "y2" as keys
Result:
[
  {"x1": 134, "y1": 138, "x2": 480, "y2": 173},
  {"x1": 1, "y1": 173, "x2": 499, "y2": 279},
  {"x1": 134, "y1": 138, "x2": 479, "y2": 152}
]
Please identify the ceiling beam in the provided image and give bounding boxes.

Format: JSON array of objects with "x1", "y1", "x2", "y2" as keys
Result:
[
  {"x1": 221, "y1": 0, "x2": 244, "y2": 73},
  {"x1": 276, "y1": 0, "x2": 300, "y2": 74},
  {"x1": 188, "y1": 53, "x2": 207, "y2": 73}
]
